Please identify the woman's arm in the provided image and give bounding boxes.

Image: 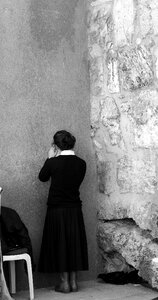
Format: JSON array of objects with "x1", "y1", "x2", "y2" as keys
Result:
[
  {"x1": 38, "y1": 159, "x2": 51, "y2": 182},
  {"x1": 39, "y1": 146, "x2": 60, "y2": 182}
]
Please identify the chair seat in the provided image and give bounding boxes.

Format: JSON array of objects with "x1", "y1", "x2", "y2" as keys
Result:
[{"x1": 3, "y1": 247, "x2": 28, "y2": 256}]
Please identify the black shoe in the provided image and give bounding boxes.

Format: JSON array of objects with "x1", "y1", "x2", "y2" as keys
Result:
[
  {"x1": 55, "y1": 284, "x2": 71, "y2": 293},
  {"x1": 70, "y1": 283, "x2": 78, "y2": 292}
]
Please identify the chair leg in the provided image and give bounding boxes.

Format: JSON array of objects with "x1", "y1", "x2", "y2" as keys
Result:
[
  {"x1": 25, "y1": 255, "x2": 34, "y2": 300},
  {"x1": 9, "y1": 261, "x2": 16, "y2": 294}
]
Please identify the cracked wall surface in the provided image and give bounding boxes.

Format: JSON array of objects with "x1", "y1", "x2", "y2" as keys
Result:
[{"x1": 88, "y1": 0, "x2": 158, "y2": 289}]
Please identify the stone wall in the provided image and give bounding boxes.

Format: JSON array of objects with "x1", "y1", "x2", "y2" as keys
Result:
[{"x1": 88, "y1": 0, "x2": 158, "y2": 289}]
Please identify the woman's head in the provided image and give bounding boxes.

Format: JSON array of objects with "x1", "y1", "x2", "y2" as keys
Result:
[{"x1": 53, "y1": 130, "x2": 76, "y2": 151}]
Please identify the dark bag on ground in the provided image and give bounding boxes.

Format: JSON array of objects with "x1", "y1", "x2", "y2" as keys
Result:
[{"x1": 98, "y1": 270, "x2": 145, "y2": 285}]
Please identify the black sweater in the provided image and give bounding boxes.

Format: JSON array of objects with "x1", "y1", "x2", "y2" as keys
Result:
[{"x1": 39, "y1": 155, "x2": 86, "y2": 207}]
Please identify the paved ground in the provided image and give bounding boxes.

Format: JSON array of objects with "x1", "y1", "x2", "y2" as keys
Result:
[{"x1": 15, "y1": 280, "x2": 158, "y2": 300}]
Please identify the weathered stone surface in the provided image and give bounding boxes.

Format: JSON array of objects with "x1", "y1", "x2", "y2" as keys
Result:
[
  {"x1": 138, "y1": 0, "x2": 152, "y2": 37},
  {"x1": 90, "y1": 96, "x2": 101, "y2": 131},
  {"x1": 89, "y1": 56, "x2": 104, "y2": 96},
  {"x1": 118, "y1": 46, "x2": 153, "y2": 90},
  {"x1": 89, "y1": 43, "x2": 102, "y2": 59},
  {"x1": 88, "y1": 0, "x2": 158, "y2": 284},
  {"x1": 120, "y1": 90, "x2": 158, "y2": 148},
  {"x1": 89, "y1": 0, "x2": 112, "y2": 6},
  {"x1": 99, "y1": 249, "x2": 133, "y2": 273},
  {"x1": 117, "y1": 156, "x2": 157, "y2": 194},
  {"x1": 98, "y1": 220, "x2": 158, "y2": 289},
  {"x1": 150, "y1": 0, "x2": 158, "y2": 35},
  {"x1": 154, "y1": 47, "x2": 158, "y2": 81},
  {"x1": 97, "y1": 160, "x2": 116, "y2": 194},
  {"x1": 107, "y1": 50, "x2": 120, "y2": 93},
  {"x1": 88, "y1": 1, "x2": 112, "y2": 49},
  {"x1": 98, "y1": 193, "x2": 158, "y2": 238},
  {"x1": 121, "y1": 90, "x2": 158, "y2": 124},
  {"x1": 101, "y1": 96, "x2": 119, "y2": 120},
  {"x1": 134, "y1": 118, "x2": 158, "y2": 148},
  {"x1": 100, "y1": 96, "x2": 122, "y2": 145},
  {"x1": 112, "y1": 0, "x2": 135, "y2": 47},
  {"x1": 98, "y1": 194, "x2": 128, "y2": 220}
]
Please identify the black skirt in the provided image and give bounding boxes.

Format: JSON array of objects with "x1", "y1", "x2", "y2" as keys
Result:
[{"x1": 38, "y1": 206, "x2": 89, "y2": 272}]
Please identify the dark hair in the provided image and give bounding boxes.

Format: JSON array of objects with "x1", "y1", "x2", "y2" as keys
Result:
[{"x1": 53, "y1": 130, "x2": 76, "y2": 150}]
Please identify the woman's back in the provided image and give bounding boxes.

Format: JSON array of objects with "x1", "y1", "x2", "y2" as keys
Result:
[{"x1": 39, "y1": 155, "x2": 86, "y2": 205}]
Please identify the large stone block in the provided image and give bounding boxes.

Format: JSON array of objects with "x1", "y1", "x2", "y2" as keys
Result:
[
  {"x1": 154, "y1": 47, "x2": 158, "y2": 81},
  {"x1": 98, "y1": 220, "x2": 158, "y2": 289},
  {"x1": 97, "y1": 160, "x2": 116, "y2": 194},
  {"x1": 107, "y1": 50, "x2": 120, "y2": 93},
  {"x1": 118, "y1": 46, "x2": 153, "y2": 91},
  {"x1": 98, "y1": 193, "x2": 158, "y2": 238},
  {"x1": 112, "y1": 0, "x2": 135, "y2": 47},
  {"x1": 101, "y1": 96, "x2": 120, "y2": 120},
  {"x1": 90, "y1": 96, "x2": 101, "y2": 131},
  {"x1": 134, "y1": 118, "x2": 158, "y2": 148},
  {"x1": 88, "y1": 1, "x2": 113, "y2": 49},
  {"x1": 120, "y1": 90, "x2": 158, "y2": 148},
  {"x1": 150, "y1": 0, "x2": 158, "y2": 35},
  {"x1": 89, "y1": 56, "x2": 104, "y2": 96},
  {"x1": 138, "y1": 0, "x2": 152, "y2": 37},
  {"x1": 117, "y1": 156, "x2": 157, "y2": 194},
  {"x1": 100, "y1": 96, "x2": 122, "y2": 145}
]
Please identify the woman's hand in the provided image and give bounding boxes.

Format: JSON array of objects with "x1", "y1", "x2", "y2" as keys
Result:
[
  {"x1": 48, "y1": 146, "x2": 60, "y2": 158},
  {"x1": 48, "y1": 147, "x2": 56, "y2": 158}
]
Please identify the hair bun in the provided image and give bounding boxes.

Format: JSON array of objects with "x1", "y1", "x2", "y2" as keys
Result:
[{"x1": 53, "y1": 130, "x2": 76, "y2": 151}]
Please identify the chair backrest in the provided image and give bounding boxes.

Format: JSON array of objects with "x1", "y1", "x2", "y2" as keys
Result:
[{"x1": 0, "y1": 187, "x2": 2, "y2": 206}]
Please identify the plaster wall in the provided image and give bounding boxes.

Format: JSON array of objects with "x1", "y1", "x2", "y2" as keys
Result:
[{"x1": 0, "y1": 0, "x2": 97, "y2": 290}]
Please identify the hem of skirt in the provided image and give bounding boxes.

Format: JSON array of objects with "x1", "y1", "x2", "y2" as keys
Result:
[
  {"x1": 47, "y1": 201, "x2": 82, "y2": 208},
  {"x1": 38, "y1": 267, "x2": 89, "y2": 273}
]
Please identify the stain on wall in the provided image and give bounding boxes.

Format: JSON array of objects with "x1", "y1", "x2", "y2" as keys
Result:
[{"x1": 0, "y1": 0, "x2": 97, "y2": 290}]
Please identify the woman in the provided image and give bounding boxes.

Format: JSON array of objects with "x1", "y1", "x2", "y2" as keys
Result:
[{"x1": 38, "y1": 130, "x2": 88, "y2": 293}]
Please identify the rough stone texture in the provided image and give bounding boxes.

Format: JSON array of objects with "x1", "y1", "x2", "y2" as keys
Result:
[
  {"x1": 154, "y1": 47, "x2": 158, "y2": 81},
  {"x1": 117, "y1": 156, "x2": 157, "y2": 194},
  {"x1": 112, "y1": 0, "x2": 135, "y2": 47},
  {"x1": 118, "y1": 46, "x2": 153, "y2": 91},
  {"x1": 98, "y1": 193, "x2": 158, "y2": 238},
  {"x1": 107, "y1": 50, "x2": 120, "y2": 93},
  {"x1": 97, "y1": 160, "x2": 116, "y2": 194},
  {"x1": 90, "y1": 56, "x2": 104, "y2": 96},
  {"x1": 98, "y1": 221, "x2": 158, "y2": 289},
  {"x1": 90, "y1": 96, "x2": 101, "y2": 132},
  {"x1": 120, "y1": 90, "x2": 158, "y2": 148},
  {"x1": 88, "y1": 0, "x2": 158, "y2": 290},
  {"x1": 88, "y1": 0, "x2": 113, "y2": 50},
  {"x1": 100, "y1": 96, "x2": 122, "y2": 146},
  {"x1": 99, "y1": 249, "x2": 133, "y2": 274},
  {"x1": 150, "y1": 0, "x2": 158, "y2": 36},
  {"x1": 138, "y1": 0, "x2": 152, "y2": 37}
]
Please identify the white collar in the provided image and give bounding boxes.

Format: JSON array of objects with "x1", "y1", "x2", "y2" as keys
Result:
[{"x1": 60, "y1": 150, "x2": 75, "y2": 155}]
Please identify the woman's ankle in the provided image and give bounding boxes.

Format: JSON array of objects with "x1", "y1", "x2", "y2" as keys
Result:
[{"x1": 69, "y1": 272, "x2": 78, "y2": 291}]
